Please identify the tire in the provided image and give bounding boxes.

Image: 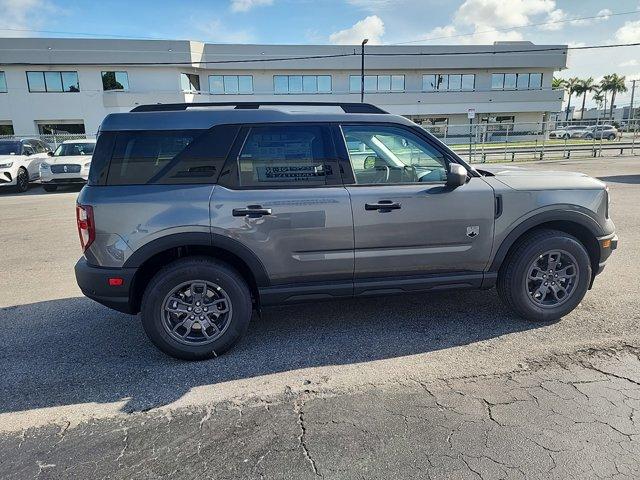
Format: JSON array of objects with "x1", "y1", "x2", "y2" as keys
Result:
[
  {"x1": 140, "y1": 256, "x2": 252, "y2": 360},
  {"x1": 497, "y1": 229, "x2": 592, "y2": 322},
  {"x1": 607, "y1": 134, "x2": 616, "y2": 141},
  {"x1": 15, "y1": 168, "x2": 29, "y2": 193},
  {"x1": 585, "y1": 134, "x2": 593, "y2": 140},
  {"x1": 43, "y1": 184, "x2": 58, "y2": 192}
]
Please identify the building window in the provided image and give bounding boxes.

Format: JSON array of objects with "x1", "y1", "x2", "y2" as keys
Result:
[
  {"x1": 0, "y1": 123, "x2": 13, "y2": 135},
  {"x1": 209, "y1": 75, "x2": 253, "y2": 94},
  {"x1": 349, "y1": 75, "x2": 405, "y2": 93},
  {"x1": 492, "y1": 73, "x2": 542, "y2": 90},
  {"x1": 102, "y1": 71, "x2": 129, "y2": 91},
  {"x1": 423, "y1": 74, "x2": 475, "y2": 92},
  {"x1": 273, "y1": 75, "x2": 332, "y2": 94},
  {"x1": 26, "y1": 71, "x2": 79, "y2": 92},
  {"x1": 0, "y1": 72, "x2": 6, "y2": 93},
  {"x1": 180, "y1": 73, "x2": 200, "y2": 92}
]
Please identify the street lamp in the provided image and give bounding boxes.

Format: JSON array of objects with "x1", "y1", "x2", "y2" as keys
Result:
[{"x1": 361, "y1": 38, "x2": 369, "y2": 103}]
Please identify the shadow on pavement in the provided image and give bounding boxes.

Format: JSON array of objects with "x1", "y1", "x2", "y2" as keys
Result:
[
  {"x1": 598, "y1": 174, "x2": 640, "y2": 185},
  {"x1": 0, "y1": 290, "x2": 546, "y2": 414},
  {"x1": 0, "y1": 184, "x2": 83, "y2": 198}
]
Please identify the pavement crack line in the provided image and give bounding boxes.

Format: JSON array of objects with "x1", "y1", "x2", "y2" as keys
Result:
[
  {"x1": 580, "y1": 361, "x2": 640, "y2": 387},
  {"x1": 116, "y1": 427, "x2": 129, "y2": 463},
  {"x1": 294, "y1": 398, "x2": 321, "y2": 477}
]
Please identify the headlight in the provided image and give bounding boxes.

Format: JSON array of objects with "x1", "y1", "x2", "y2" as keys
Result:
[
  {"x1": 40, "y1": 162, "x2": 50, "y2": 170},
  {"x1": 0, "y1": 162, "x2": 13, "y2": 168}
]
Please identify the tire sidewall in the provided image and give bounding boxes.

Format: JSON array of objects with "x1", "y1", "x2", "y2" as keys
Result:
[
  {"x1": 16, "y1": 168, "x2": 29, "y2": 192},
  {"x1": 141, "y1": 259, "x2": 252, "y2": 360},
  {"x1": 510, "y1": 235, "x2": 591, "y2": 322}
]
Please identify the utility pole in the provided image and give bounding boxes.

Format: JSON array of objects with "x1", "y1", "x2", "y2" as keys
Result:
[
  {"x1": 360, "y1": 38, "x2": 368, "y2": 103},
  {"x1": 629, "y1": 79, "x2": 637, "y2": 122}
]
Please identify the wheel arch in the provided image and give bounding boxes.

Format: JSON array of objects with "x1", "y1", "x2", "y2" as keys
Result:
[
  {"x1": 490, "y1": 210, "x2": 603, "y2": 281},
  {"x1": 125, "y1": 233, "x2": 269, "y2": 313}
]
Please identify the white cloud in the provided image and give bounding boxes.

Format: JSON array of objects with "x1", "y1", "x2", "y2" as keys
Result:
[
  {"x1": 229, "y1": 0, "x2": 273, "y2": 13},
  {"x1": 329, "y1": 15, "x2": 385, "y2": 45},
  {"x1": 192, "y1": 17, "x2": 255, "y2": 43},
  {"x1": 620, "y1": 59, "x2": 639, "y2": 67},
  {"x1": 0, "y1": 0, "x2": 58, "y2": 36},
  {"x1": 454, "y1": 0, "x2": 555, "y2": 29},
  {"x1": 539, "y1": 9, "x2": 565, "y2": 31},
  {"x1": 615, "y1": 20, "x2": 640, "y2": 43}
]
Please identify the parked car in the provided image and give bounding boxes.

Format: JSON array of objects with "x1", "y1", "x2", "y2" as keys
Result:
[
  {"x1": 0, "y1": 138, "x2": 52, "y2": 192},
  {"x1": 583, "y1": 125, "x2": 619, "y2": 140},
  {"x1": 548, "y1": 125, "x2": 589, "y2": 139},
  {"x1": 75, "y1": 102, "x2": 617, "y2": 360},
  {"x1": 39, "y1": 139, "x2": 96, "y2": 192}
]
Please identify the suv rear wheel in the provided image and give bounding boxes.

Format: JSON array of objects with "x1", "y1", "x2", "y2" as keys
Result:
[
  {"x1": 497, "y1": 229, "x2": 592, "y2": 322},
  {"x1": 140, "y1": 257, "x2": 252, "y2": 360}
]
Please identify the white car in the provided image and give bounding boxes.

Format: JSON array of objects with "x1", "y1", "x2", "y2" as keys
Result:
[
  {"x1": 0, "y1": 138, "x2": 52, "y2": 193},
  {"x1": 39, "y1": 139, "x2": 96, "y2": 192}
]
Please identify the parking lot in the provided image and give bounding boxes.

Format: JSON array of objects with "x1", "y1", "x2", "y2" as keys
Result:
[{"x1": 1, "y1": 156, "x2": 639, "y2": 478}]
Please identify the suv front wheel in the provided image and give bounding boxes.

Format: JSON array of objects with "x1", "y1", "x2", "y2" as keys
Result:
[
  {"x1": 140, "y1": 257, "x2": 252, "y2": 360},
  {"x1": 497, "y1": 229, "x2": 592, "y2": 322}
]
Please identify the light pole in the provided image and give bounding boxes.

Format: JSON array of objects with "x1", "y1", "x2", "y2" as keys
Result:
[{"x1": 360, "y1": 38, "x2": 368, "y2": 103}]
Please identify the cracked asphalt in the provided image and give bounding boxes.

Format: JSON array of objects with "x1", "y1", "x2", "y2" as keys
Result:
[{"x1": 1, "y1": 156, "x2": 640, "y2": 479}]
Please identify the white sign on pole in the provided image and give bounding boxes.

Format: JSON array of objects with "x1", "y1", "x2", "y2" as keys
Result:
[{"x1": 467, "y1": 108, "x2": 476, "y2": 119}]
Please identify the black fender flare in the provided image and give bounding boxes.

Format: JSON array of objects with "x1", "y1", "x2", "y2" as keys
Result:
[
  {"x1": 123, "y1": 232, "x2": 270, "y2": 287},
  {"x1": 489, "y1": 207, "x2": 604, "y2": 272}
]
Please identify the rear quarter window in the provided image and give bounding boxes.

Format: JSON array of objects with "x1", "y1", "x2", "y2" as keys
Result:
[{"x1": 96, "y1": 125, "x2": 239, "y2": 186}]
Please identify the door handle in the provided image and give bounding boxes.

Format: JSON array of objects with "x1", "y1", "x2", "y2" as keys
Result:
[
  {"x1": 232, "y1": 205, "x2": 272, "y2": 217},
  {"x1": 365, "y1": 200, "x2": 402, "y2": 211}
]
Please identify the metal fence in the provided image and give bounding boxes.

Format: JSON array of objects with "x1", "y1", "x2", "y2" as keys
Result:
[
  {"x1": 3, "y1": 118, "x2": 639, "y2": 163},
  {"x1": 422, "y1": 119, "x2": 640, "y2": 163}
]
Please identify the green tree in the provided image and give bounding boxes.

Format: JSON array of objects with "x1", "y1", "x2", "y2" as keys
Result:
[
  {"x1": 600, "y1": 74, "x2": 628, "y2": 122},
  {"x1": 552, "y1": 77, "x2": 566, "y2": 89},
  {"x1": 561, "y1": 77, "x2": 581, "y2": 121},
  {"x1": 573, "y1": 77, "x2": 595, "y2": 120}
]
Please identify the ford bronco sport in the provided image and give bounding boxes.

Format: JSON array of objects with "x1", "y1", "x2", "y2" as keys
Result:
[{"x1": 75, "y1": 102, "x2": 617, "y2": 360}]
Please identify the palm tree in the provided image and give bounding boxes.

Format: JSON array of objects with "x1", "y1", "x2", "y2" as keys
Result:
[
  {"x1": 601, "y1": 74, "x2": 628, "y2": 122},
  {"x1": 574, "y1": 77, "x2": 594, "y2": 120},
  {"x1": 562, "y1": 77, "x2": 581, "y2": 121},
  {"x1": 552, "y1": 77, "x2": 566, "y2": 90}
]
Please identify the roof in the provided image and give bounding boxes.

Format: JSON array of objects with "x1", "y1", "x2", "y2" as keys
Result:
[
  {"x1": 99, "y1": 105, "x2": 416, "y2": 132},
  {"x1": 62, "y1": 138, "x2": 97, "y2": 144}
]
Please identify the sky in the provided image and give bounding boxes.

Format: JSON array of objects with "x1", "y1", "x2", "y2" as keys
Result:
[{"x1": 1, "y1": 0, "x2": 640, "y2": 108}]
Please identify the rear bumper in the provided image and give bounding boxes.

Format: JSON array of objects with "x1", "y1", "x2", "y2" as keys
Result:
[{"x1": 75, "y1": 258, "x2": 137, "y2": 314}]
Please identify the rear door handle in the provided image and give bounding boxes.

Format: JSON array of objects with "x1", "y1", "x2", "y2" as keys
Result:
[
  {"x1": 232, "y1": 205, "x2": 272, "y2": 217},
  {"x1": 365, "y1": 200, "x2": 402, "y2": 211}
]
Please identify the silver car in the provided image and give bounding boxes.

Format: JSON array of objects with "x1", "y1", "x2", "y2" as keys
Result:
[{"x1": 74, "y1": 102, "x2": 618, "y2": 360}]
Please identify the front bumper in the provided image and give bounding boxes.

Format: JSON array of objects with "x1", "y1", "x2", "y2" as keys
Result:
[
  {"x1": 0, "y1": 168, "x2": 17, "y2": 187},
  {"x1": 75, "y1": 258, "x2": 138, "y2": 314},
  {"x1": 41, "y1": 168, "x2": 88, "y2": 185},
  {"x1": 595, "y1": 232, "x2": 618, "y2": 276}
]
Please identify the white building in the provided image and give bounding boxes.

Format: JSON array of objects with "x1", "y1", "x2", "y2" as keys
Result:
[{"x1": 0, "y1": 38, "x2": 567, "y2": 138}]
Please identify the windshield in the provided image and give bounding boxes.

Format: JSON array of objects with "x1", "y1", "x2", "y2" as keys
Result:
[
  {"x1": 0, "y1": 142, "x2": 21, "y2": 155},
  {"x1": 53, "y1": 142, "x2": 95, "y2": 157}
]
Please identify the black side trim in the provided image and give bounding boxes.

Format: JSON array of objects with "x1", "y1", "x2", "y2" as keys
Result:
[
  {"x1": 489, "y1": 208, "x2": 605, "y2": 272},
  {"x1": 122, "y1": 232, "x2": 271, "y2": 287},
  {"x1": 123, "y1": 232, "x2": 212, "y2": 268},
  {"x1": 495, "y1": 194, "x2": 503, "y2": 218},
  {"x1": 259, "y1": 272, "x2": 486, "y2": 306}
]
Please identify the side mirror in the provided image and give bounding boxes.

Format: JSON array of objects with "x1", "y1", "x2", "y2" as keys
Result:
[
  {"x1": 363, "y1": 155, "x2": 378, "y2": 170},
  {"x1": 446, "y1": 163, "x2": 467, "y2": 187},
  {"x1": 47, "y1": 151, "x2": 54, "y2": 157}
]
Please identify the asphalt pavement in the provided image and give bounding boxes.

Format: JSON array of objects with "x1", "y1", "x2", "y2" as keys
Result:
[{"x1": 1, "y1": 156, "x2": 639, "y2": 479}]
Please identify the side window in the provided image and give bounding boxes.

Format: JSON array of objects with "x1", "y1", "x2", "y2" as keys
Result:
[
  {"x1": 22, "y1": 144, "x2": 35, "y2": 156},
  {"x1": 341, "y1": 125, "x2": 448, "y2": 185},
  {"x1": 105, "y1": 126, "x2": 238, "y2": 185},
  {"x1": 236, "y1": 125, "x2": 335, "y2": 188}
]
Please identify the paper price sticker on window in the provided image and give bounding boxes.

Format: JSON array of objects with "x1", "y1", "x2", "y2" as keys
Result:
[{"x1": 467, "y1": 108, "x2": 476, "y2": 119}]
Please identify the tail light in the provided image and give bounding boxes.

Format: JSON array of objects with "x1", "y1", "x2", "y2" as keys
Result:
[{"x1": 76, "y1": 204, "x2": 95, "y2": 252}]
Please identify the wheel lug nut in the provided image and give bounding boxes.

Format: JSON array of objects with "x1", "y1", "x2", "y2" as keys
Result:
[
  {"x1": 190, "y1": 315, "x2": 194, "y2": 319},
  {"x1": 187, "y1": 307, "x2": 192, "y2": 311},
  {"x1": 544, "y1": 282, "x2": 548, "y2": 286},
  {"x1": 196, "y1": 302, "x2": 200, "y2": 306}
]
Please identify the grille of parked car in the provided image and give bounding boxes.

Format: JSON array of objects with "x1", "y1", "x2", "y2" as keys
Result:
[{"x1": 51, "y1": 164, "x2": 82, "y2": 174}]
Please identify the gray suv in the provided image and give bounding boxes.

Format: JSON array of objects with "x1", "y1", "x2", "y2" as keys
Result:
[{"x1": 75, "y1": 102, "x2": 617, "y2": 360}]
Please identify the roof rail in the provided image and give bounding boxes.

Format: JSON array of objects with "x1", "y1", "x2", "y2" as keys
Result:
[{"x1": 130, "y1": 102, "x2": 388, "y2": 114}]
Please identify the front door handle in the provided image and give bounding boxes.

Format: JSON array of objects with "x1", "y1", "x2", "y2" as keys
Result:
[
  {"x1": 232, "y1": 205, "x2": 272, "y2": 217},
  {"x1": 365, "y1": 200, "x2": 402, "y2": 212}
]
